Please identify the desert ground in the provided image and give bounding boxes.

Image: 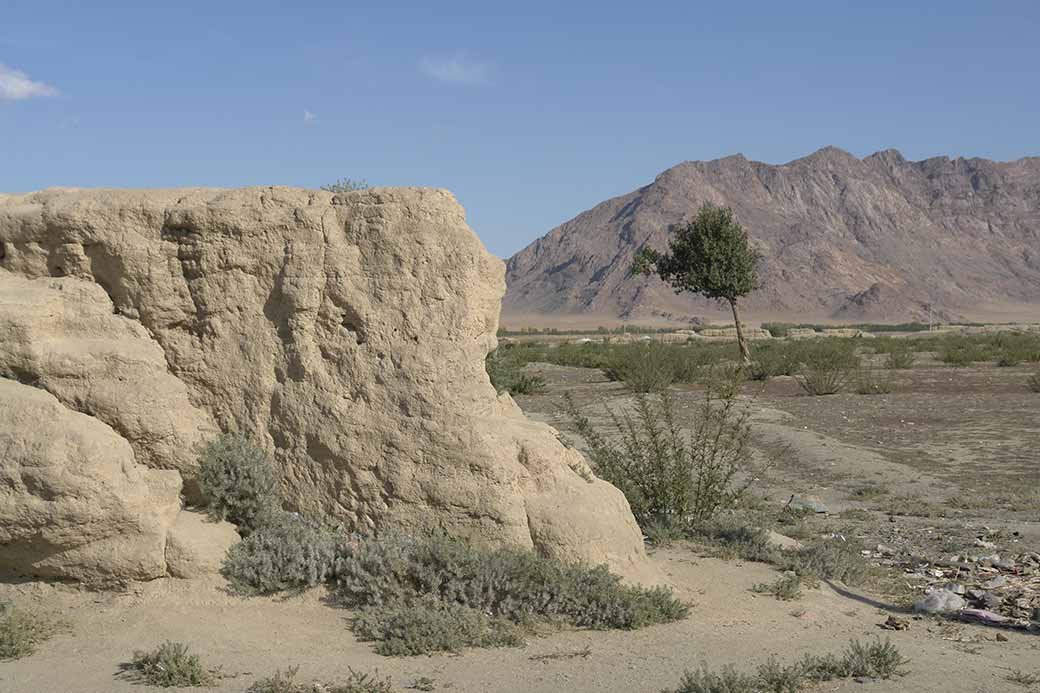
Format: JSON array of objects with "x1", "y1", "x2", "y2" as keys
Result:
[{"x1": 4, "y1": 338, "x2": 1039, "y2": 693}]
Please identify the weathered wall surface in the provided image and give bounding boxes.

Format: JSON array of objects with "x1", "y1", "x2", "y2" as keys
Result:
[
  {"x1": 0, "y1": 378, "x2": 182, "y2": 581},
  {"x1": 0, "y1": 187, "x2": 648, "y2": 581}
]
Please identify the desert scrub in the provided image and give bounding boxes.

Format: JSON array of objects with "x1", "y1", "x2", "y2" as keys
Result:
[
  {"x1": 1028, "y1": 371, "x2": 1040, "y2": 393},
  {"x1": 224, "y1": 530, "x2": 686, "y2": 656},
  {"x1": 849, "y1": 483, "x2": 888, "y2": 500},
  {"x1": 882, "y1": 343, "x2": 915, "y2": 369},
  {"x1": 122, "y1": 641, "x2": 217, "y2": 687},
  {"x1": 352, "y1": 596, "x2": 524, "y2": 656},
  {"x1": 247, "y1": 665, "x2": 394, "y2": 693},
  {"x1": 748, "y1": 343, "x2": 799, "y2": 380},
  {"x1": 778, "y1": 538, "x2": 868, "y2": 586},
  {"x1": 485, "y1": 347, "x2": 547, "y2": 395},
  {"x1": 853, "y1": 368, "x2": 894, "y2": 395},
  {"x1": 222, "y1": 513, "x2": 343, "y2": 594},
  {"x1": 566, "y1": 374, "x2": 758, "y2": 527},
  {"x1": 333, "y1": 533, "x2": 687, "y2": 655},
  {"x1": 602, "y1": 341, "x2": 695, "y2": 392},
  {"x1": 663, "y1": 638, "x2": 909, "y2": 692},
  {"x1": 751, "y1": 573, "x2": 803, "y2": 601},
  {"x1": 936, "y1": 336, "x2": 992, "y2": 367},
  {"x1": 691, "y1": 521, "x2": 779, "y2": 563},
  {"x1": 795, "y1": 340, "x2": 859, "y2": 395},
  {"x1": 1005, "y1": 669, "x2": 1040, "y2": 687},
  {"x1": 197, "y1": 434, "x2": 280, "y2": 533},
  {"x1": 692, "y1": 523, "x2": 869, "y2": 587},
  {"x1": 0, "y1": 601, "x2": 57, "y2": 661}
]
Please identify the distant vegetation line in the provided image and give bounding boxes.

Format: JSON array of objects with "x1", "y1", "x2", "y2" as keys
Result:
[{"x1": 497, "y1": 321, "x2": 997, "y2": 338}]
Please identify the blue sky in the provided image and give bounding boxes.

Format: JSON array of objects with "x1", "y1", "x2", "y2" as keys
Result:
[{"x1": 2, "y1": 1, "x2": 1037, "y2": 257}]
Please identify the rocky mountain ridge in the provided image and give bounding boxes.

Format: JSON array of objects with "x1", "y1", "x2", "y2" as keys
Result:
[{"x1": 504, "y1": 147, "x2": 1040, "y2": 323}]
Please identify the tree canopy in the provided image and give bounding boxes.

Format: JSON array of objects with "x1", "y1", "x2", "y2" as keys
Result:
[
  {"x1": 632, "y1": 202, "x2": 761, "y2": 364},
  {"x1": 632, "y1": 202, "x2": 760, "y2": 302}
]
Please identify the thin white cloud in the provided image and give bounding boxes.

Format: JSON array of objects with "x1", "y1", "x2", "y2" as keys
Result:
[
  {"x1": 420, "y1": 52, "x2": 493, "y2": 86},
  {"x1": 303, "y1": 109, "x2": 316, "y2": 125},
  {"x1": 0, "y1": 63, "x2": 58, "y2": 101}
]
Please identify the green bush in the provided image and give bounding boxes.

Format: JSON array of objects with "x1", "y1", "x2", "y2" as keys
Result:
[
  {"x1": 840, "y1": 638, "x2": 910, "y2": 679},
  {"x1": 691, "y1": 523, "x2": 869, "y2": 588},
  {"x1": 853, "y1": 368, "x2": 894, "y2": 395},
  {"x1": 247, "y1": 665, "x2": 394, "y2": 693},
  {"x1": 332, "y1": 533, "x2": 687, "y2": 632},
  {"x1": 748, "y1": 343, "x2": 799, "y2": 380},
  {"x1": 352, "y1": 596, "x2": 524, "y2": 656},
  {"x1": 224, "y1": 530, "x2": 686, "y2": 656},
  {"x1": 0, "y1": 602, "x2": 55, "y2": 661},
  {"x1": 197, "y1": 434, "x2": 280, "y2": 533},
  {"x1": 778, "y1": 539, "x2": 868, "y2": 586},
  {"x1": 937, "y1": 336, "x2": 992, "y2": 367},
  {"x1": 603, "y1": 341, "x2": 700, "y2": 392},
  {"x1": 667, "y1": 664, "x2": 761, "y2": 693},
  {"x1": 123, "y1": 641, "x2": 216, "y2": 688},
  {"x1": 566, "y1": 376, "x2": 756, "y2": 527},
  {"x1": 755, "y1": 658, "x2": 806, "y2": 693},
  {"x1": 751, "y1": 573, "x2": 803, "y2": 601},
  {"x1": 486, "y1": 348, "x2": 547, "y2": 395},
  {"x1": 222, "y1": 514, "x2": 343, "y2": 595},
  {"x1": 321, "y1": 178, "x2": 369, "y2": 193},
  {"x1": 663, "y1": 638, "x2": 909, "y2": 692},
  {"x1": 691, "y1": 522, "x2": 778, "y2": 563},
  {"x1": 996, "y1": 351, "x2": 1021, "y2": 367},
  {"x1": 883, "y1": 345, "x2": 915, "y2": 369},
  {"x1": 795, "y1": 341, "x2": 859, "y2": 395}
]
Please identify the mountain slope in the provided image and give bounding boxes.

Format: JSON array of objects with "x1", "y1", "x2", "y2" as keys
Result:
[{"x1": 503, "y1": 147, "x2": 1040, "y2": 323}]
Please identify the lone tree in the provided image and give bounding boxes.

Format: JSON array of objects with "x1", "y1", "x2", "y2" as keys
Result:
[{"x1": 632, "y1": 202, "x2": 761, "y2": 364}]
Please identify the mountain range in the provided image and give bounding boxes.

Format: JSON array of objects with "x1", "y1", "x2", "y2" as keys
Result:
[{"x1": 503, "y1": 147, "x2": 1040, "y2": 324}]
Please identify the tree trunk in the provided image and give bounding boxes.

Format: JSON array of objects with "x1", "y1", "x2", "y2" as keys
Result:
[{"x1": 729, "y1": 298, "x2": 752, "y2": 365}]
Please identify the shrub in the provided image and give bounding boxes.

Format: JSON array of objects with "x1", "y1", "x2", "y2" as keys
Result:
[
  {"x1": 751, "y1": 573, "x2": 803, "y2": 601},
  {"x1": 795, "y1": 342, "x2": 859, "y2": 396},
  {"x1": 332, "y1": 533, "x2": 687, "y2": 632},
  {"x1": 840, "y1": 638, "x2": 909, "y2": 679},
  {"x1": 197, "y1": 434, "x2": 280, "y2": 533},
  {"x1": 853, "y1": 368, "x2": 894, "y2": 395},
  {"x1": 0, "y1": 602, "x2": 55, "y2": 661},
  {"x1": 748, "y1": 342, "x2": 802, "y2": 380},
  {"x1": 603, "y1": 341, "x2": 682, "y2": 392},
  {"x1": 123, "y1": 641, "x2": 216, "y2": 688},
  {"x1": 883, "y1": 345, "x2": 915, "y2": 369},
  {"x1": 667, "y1": 665, "x2": 761, "y2": 693},
  {"x1": 996, "y1": 351, "x2": 1021, "y2": 367},
  {"x1": 849, "y1": 483, "x2": 888, "y2": 499},
  {"x1": 778, "y1": 539, "x2": 868, "y2": 586},
  {"x1": 247, "y1": 665, "x2": 394, "y2": 693},
  {"x1": 352, "y1": 597, "x2": 524, "y2": 656},
  {"x1": 937, "y1": 337, "x2": 992, "y2": 367},
  {"x1": 222, "y1": 514, "x2": 343, "y2": 595},
  {"x1": 321, "y1": 178, "x2": 369, "y2": 193},
  {"x1": 755, "y1": 658, "x2": 805, "y2": 693},
  {"x1": 226, "y1": 529, "x2": 686, "y2": 656},
  {"x1": 692, "y1": 522, "x2": 778, "y2": 563},
  {"x1": 566, "y1": 376, "x2": 756, "y2": 527},
  {"x1": 485, "y1": 349, "x2": 547, "y2": 395},
  {"x1": 1028, "y1": 371, "x2": 1040, "y2": 393},
  {"x1": 1005, "y1": 670, "x2": 1040, "y2": 687},
  {"x1": 663, "y1": 638, "x2": 908, "y2": 692}
]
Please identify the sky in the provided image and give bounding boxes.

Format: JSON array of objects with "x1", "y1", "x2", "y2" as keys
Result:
[{"x1": 2, "y1": 1, "x2": 1038, "y2": 258}]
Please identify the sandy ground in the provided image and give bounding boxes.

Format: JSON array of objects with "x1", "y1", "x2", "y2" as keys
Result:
[
  {"x1": 3, "y1": 549, "x2": 1038, "y2": 693},
  {"x1": 3, "y1": 360, "x2": 1039, "y2": 692}
]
